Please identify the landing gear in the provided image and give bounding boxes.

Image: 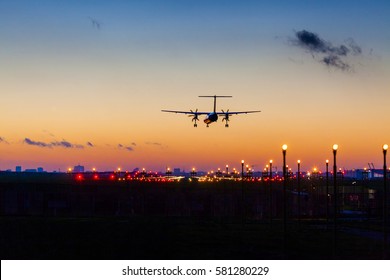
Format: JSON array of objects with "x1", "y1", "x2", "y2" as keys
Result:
[
  {"x1": 206, "y1": 124, "x2": 209, "y2": 127},
  {"x1": 222, "y1": 109, "x2": 230, "y2": 128},
  {"x1": 194, "y1": 123, "x2": 197, "y2": 127}
]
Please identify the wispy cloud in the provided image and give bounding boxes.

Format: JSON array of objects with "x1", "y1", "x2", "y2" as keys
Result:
[
  {"x1": 88, "y1": 17, "x2": 102, "y2": 30},
  {"x1": 24, "y1": 138, "x2": 84, "y2": 149},
  {"x1": 145, "y1": 142, "x2": 162, "y2": 146},
  {"x1": 291, "y1": 29, "x2": 363, "y2": 71},
  {"x1": 118, "y1": 143, "x2": 135, "y2": 152},
  {"x1": 24, "y1": 138, "x2": 51, "y2": 148},
  {"x1": 0, "y1": 137, "x2": 9, "y2": 144},
  {"x1": 51, "y1": 140, "x2": 84, "y2": 149},
  {"x1": 86, "y1": 142, "x2": 94, "y2": 147}
]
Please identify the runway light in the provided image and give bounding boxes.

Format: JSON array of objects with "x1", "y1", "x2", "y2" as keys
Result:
[{"x1": 333, "y1": 144, "x2": 338, "y2": 151}]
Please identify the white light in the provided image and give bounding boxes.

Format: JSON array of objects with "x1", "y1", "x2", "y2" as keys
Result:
[
  {"x1": 282, "y1": 144, "x2": 287, "y2": 151},
  {"x1": 333, "y1": 144, "x2": 338, "y2": 151}
]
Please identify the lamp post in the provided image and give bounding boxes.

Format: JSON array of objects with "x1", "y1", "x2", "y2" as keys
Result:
[
  {"x1": 297, "y1": 160, "x2": 301, "y2": 225},
  {"x1": 282, "y1": 144, "x2": 288, "y2": 248},
  {"x1": 226, "y1": 164, "x2": 229, "y2": 176},
  {"x1": 326, "y1": 159, "x2": 329, "y2": 225},
  {"x1": 241, "y1": 160, "x2": 244, "y2": 179},
  {"x1": 269, "y1": 160, "x2": 273, "y2": 223},
  {"x1": 241, "y1": 159, "x2": 245, "y2": 224},
  {"x1": 333, "y1": 144, "x2": 338, "y2": 258},
  {"x1": 383, "y1": 144, "x2": 388, "y2": 259},
  {"x1": 333, "y1": 144, "x2": 338, "y2": 219}
]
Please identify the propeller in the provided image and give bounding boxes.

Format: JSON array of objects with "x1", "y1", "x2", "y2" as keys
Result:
[
  {"x1": 189, "y1": 109, "x2": 199, "y2": 127},
  {"x1": 221, "y1": 109, "x2": 230, "y2": 122},
  {"x1": 189, "y1": 109, "x2": 199, "y2": 122},
  {"x1": 222, "y1": 109, "x2": 230, "y2": 127}
]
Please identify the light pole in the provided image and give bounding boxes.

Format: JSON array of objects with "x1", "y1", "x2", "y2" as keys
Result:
[
  {"x1": 269, "y1": 159, "x2": 273, "y2": 223},
  {"x1": 241, "y1": 159, "x2": 245, "y2": 224},
  {"x1": 297, "y1": 160, "x2": 301, "y2": 225},
  {"x1": 282, "y1": 144, "x2": 288, "y2": 247},
  {"x1": 118, "y1": 167, "x2": 121, "y2": 179},
  {"x1": 333, "y1": 144, "x2": 338, "y2": 220},
  {"x1": 333, "y1": 144, "x2": 338, "y2": 258},
  {"x1": 241, "y1": 160, "x2": 244, "y2": 179},
  {"x1": 226, "y1": 164, "x2": 229, "y2": 176},
  {"x1": 282, "y1": 144, "x2": 287, "y2": 254},
  {"x1": 383, "y1": 144, "x2": 388, "y2": 259},
  {"x1": 326, "y1": 159, "x2": 329, "y2": 225}
]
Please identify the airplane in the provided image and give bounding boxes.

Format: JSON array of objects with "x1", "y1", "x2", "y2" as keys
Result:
[{"x1": 162, "y1": 95, "x2": 261, "y2": 127}]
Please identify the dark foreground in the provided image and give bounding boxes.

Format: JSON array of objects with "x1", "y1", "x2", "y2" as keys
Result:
[
  {"x1": 0, "y1": 216, "x2": 385, "y2": 259},
  {"x1": 0, "y1": 172, "x2": 388, "y2": 259}
]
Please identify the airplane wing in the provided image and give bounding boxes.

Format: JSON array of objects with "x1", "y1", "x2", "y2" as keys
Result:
[
  {"x1": 216, "y1": 110, "x2": 261, "y2": 115},
  {"x1": 161, "y1": 110, "x2": 209, "y2": 115}
]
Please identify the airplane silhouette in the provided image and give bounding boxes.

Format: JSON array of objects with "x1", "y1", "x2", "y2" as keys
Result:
[{"x1": 162, "y1": 95, "x2": 261, "y2": 127}]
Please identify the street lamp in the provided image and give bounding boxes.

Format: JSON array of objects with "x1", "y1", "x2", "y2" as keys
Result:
[
  {"x1": 333, "y1": 144, "x2": 338, "y2": 258},
  {"x1": 241, "y1": 160, "x2": 245, "y2": 179},
  {"x1": 297, "y1": 159, "x2": 301, "y2": 225},
  {"x1": 333, "y1": 144, "x2": 338, "y2": 220},
  {"x1": 226, "y1": 164, "x2": 229, "y2": 175},
  {"x1": 326, "y1": 159, "x2": 329, "y2": 224},
  {"x1": 383, "y1": 144, "x2": 388, "y2": 259},
  {"x1": 282, "y1": 144, "x2": 288, "y2": 246},
  {"x1": 269, "y1": 159, "x2": 273, "y2": 222}
]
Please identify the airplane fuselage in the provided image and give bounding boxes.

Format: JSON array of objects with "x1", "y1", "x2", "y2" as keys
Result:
[{"x1": 204, "y1": 112, "x2": 218, "y2": 124}]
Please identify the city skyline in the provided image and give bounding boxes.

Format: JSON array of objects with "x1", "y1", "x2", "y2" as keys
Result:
[{"x1": 1, "y1": 0, "x2": 390, "y2": 172}]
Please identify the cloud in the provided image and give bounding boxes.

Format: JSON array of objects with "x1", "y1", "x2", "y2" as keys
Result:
[
  {"x1": 0, "y1": 137, "x2": 9, "y2": 144},
  {"x1": 88, "y1": 17, "x2": 102, "y2": 29},
  {"x1": 24, "y1": 138, "x2": 84, "y2": 149},
  {"x1": 291, "y1": 29, "x2": 363, "y2": 71},
  {"x1": 86, "y1": 142, "x2": 94, "y2": 147},
  {"x1": 118, "y1": 143, "x2": 135, "y2": 152},
  {"x1": 145, "y1": 142, "x2": 162, "y2": 146},
  {"x1": 24, "y1": 138, "x2": 51, "y2": 148},
  {"x1": 51, "y1": 140, "x2": 84, "y2": 149}
]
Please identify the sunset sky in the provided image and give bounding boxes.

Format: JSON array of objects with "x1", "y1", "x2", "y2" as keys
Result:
[{"x1": 1, "y1": 0, "x2": 389, "y2": 173}]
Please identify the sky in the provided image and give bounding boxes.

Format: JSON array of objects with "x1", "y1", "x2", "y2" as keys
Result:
[{"x1": 1, "y1": 0, "x2": 390, "y2": 173}]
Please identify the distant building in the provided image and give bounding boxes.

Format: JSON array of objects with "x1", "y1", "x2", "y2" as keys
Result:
[
  {"x1": 37, "y1": 167, "x2": 44, "y2": 173},
  {"x1": 15, "y1": 166, "x2": 22, "y2": 172},
  {"x1": 173, "y1": 168, "x2": 181, "y2": 175},
  {"x1": 25, "y1": 169, "x2": 37, "y2": 173},
  {"x1": 73, "y1": 165, "x2": 85, "y2": 173}
]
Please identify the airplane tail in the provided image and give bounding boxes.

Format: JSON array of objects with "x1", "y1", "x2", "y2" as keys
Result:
[{"x1": 198, "y1": 95, "x2": 232, "y2": 112}]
